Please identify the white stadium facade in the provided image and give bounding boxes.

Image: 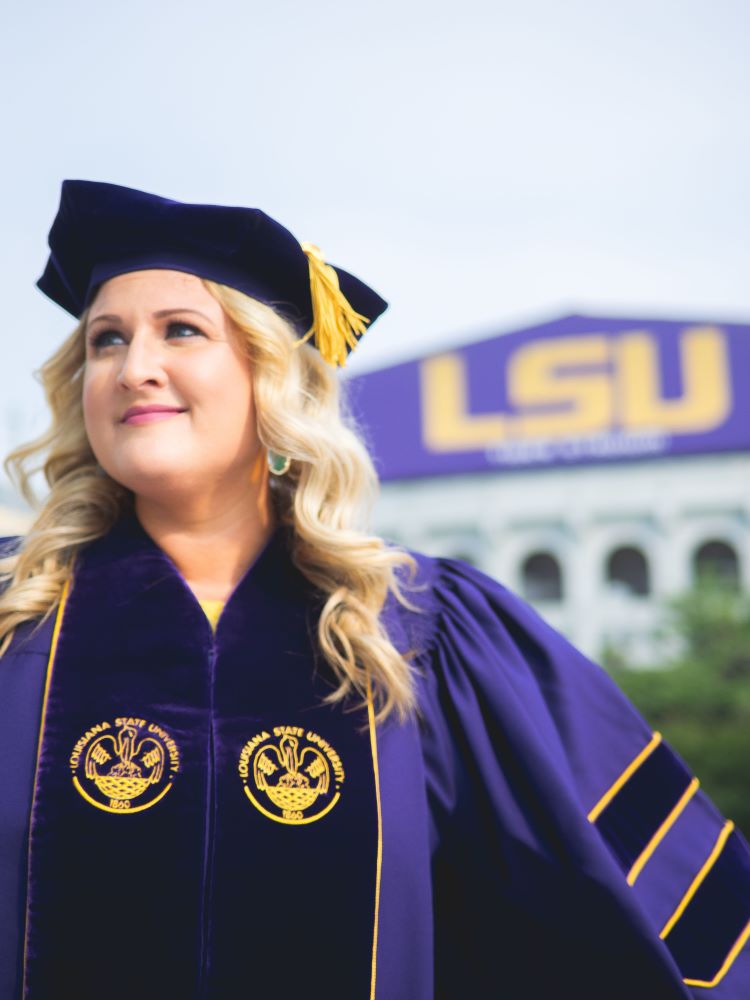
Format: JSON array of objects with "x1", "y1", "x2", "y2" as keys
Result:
[{"x1": 348, "y1": 313, "x2": 750, "y2": 666}]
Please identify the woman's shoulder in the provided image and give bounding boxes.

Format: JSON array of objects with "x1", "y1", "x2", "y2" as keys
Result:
[
  {"x1": 386, "y1": 542, "x2": 589, "y2": 676},
  {"x1": 388, "y1": 539, "x2": 549, "y2": 612},
  {"x1": 386, "y1": 544, "x2": 661, "y2": 813},
  {"x1": 388, "y1": 543, "x2": 633, "y2": 708}
]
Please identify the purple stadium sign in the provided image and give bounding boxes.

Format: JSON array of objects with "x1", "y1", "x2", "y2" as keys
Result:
[{"x1": 346, "y1": 314, "x2": 750, "y2": 481}]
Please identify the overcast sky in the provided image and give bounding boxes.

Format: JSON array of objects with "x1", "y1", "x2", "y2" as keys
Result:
[{"x1": 2, "y1": 0, "x2": 749, "y2": 493}]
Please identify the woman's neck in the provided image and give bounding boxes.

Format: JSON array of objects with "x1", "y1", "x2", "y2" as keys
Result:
[{"x1": 134, "y1": 485, "x2": 277, "y2": 604}]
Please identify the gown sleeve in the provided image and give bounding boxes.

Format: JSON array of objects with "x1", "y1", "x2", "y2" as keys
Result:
[
  {"x1": 411, "y1": 554, "x2": 750, "y2": 999},
  {"x1": 0, "y1": 536, "x2": 56, "y2": 999}
]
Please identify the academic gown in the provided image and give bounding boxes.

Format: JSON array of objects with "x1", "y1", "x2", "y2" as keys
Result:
[{"x1": 0, "y1": 513, "x2": 749, "y2": 999}]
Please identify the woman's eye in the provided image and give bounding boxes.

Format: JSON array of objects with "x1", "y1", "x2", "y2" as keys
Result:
[
  {"x1": 89, "y1": 329, "x2": 126, "y2": 350},
  {"x1": 166, "y1": 321, "x2": 205, "y2": 340}
]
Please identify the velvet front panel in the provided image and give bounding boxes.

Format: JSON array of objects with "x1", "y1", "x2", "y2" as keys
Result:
[{"x1": 23, "y1": 517, "x2": 379, "y2": 999}]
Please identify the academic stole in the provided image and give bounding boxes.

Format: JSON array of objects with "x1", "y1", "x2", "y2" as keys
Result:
[{"x1": 22, "y1": 523, "x2": 380, "y2": 999}]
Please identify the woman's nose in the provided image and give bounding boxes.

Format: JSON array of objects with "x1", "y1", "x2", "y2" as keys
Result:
[{"x1": 116, "y1": 334, "x2": 167, "y2": 390}]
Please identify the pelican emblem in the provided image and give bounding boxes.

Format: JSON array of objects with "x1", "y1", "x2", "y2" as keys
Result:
[
  {"x1": 239, "y1": 726, "x2": 346, "y2": 825},
  {"x1": 70, "y1": 718, "x2": 181, "y2": 814}
]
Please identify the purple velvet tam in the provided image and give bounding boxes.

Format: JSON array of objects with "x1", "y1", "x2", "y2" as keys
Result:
[{"x1": 35, "y1": 180, "x2": 388, "y2": 350}]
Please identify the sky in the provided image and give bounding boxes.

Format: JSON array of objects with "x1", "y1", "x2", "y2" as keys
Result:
[{"x1": 1, "y1": 0, "x2": 749, "y2": 496}]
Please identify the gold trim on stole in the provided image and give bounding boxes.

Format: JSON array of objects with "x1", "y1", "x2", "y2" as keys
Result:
[
  {"x1": 22, "y1": 576, "x2": 72, "y2": 993},
  {"x1": 366, "y1": 676, "x2": 383, "y2": 1000}
]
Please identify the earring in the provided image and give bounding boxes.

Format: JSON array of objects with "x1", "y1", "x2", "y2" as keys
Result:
[{"x1": 267, "y1": 449, "x2": 291, "y2": 476}]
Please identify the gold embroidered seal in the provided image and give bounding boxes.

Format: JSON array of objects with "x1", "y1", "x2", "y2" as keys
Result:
[
  {"x1": 69, "y1": 718, "x2": 180, "y2": 814},
  {"x1": 238, "y1": 726, "x2": 345, "y2": 825}
]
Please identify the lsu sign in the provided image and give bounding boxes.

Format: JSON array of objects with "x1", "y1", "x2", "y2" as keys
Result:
[{"x1": 347, "y1": 315, "x2": 750, "y2": 480}]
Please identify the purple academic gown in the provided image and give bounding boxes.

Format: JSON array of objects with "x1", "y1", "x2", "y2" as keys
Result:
[{"x1": 0, "y1": 515, "x2": 749, "y2": 998}]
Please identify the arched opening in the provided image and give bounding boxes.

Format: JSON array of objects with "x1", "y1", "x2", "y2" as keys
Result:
[
  {"x1": 605, "y1": 546, "x2": 651, "y2": 597},
  {"x1": 520, "y1": 551, "x2": 563, "y2": 602},
  {"x1": 692, "y1": 539, "x2": 740, "y2": 589}
]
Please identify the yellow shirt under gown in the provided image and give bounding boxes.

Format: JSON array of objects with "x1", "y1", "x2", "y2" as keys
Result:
[{"x1": 198, "y1": 599, "x2": 224, "y2": 632}]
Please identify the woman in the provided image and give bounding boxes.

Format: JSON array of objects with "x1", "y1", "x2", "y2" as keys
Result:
[{"x1": 0, "y1": 180, "x2": 747, "y2": 999}]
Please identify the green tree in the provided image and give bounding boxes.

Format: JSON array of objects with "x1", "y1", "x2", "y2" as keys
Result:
[{"x1": 602, "y1": 575, "x2": 750, "y2": 839}]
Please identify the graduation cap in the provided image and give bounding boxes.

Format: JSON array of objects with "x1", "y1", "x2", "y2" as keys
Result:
[{"x1": 35, "y1": 179, "x2": 388, "y2": 367}]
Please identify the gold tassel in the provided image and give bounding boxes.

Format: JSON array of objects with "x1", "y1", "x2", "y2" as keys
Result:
[{"x1": 299, "y1": 242, "x2": 371, "y2": 367}]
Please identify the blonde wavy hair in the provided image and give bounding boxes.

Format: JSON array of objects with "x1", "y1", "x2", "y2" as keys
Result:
[{"x1": 0, "y1": 279, "x2": 421, "y2": 722}]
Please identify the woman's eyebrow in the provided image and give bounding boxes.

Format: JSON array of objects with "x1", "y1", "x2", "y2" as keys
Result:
[{"x1": 87, "y1": 307, "x2": 214, "y2": 326}]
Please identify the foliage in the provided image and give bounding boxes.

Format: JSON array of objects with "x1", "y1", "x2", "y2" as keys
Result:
[{"x1": 601, "y1": 574, "x2": 750, "y2": 838}]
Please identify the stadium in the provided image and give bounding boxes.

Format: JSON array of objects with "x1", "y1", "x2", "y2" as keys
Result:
[{"x1": 348, "y1": 313, "x2": 750, "y2": 665}]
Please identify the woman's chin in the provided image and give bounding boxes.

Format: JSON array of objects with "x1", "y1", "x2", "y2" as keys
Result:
[{"x1": 105, "y1": 461, "x2": 205, "y2": 499}]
